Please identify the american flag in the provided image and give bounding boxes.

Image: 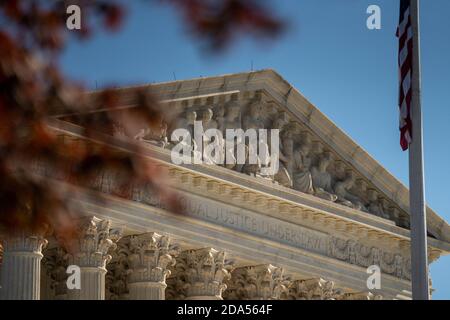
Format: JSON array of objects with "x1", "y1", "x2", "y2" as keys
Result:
[{"x1": 396, "y1": 0, "x2": 413, "y2": 151}]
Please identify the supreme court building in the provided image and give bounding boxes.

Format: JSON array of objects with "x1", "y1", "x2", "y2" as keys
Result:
[{"x1": 1, "y1": 69, "x2": 449, "y2": 300}]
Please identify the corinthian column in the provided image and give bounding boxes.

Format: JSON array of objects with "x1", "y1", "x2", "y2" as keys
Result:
[
  {"x1": 0, "y1": 234, "x2": 48, "y2": 300},
  {"x1": 224, "y1": 264, "x2": 287, "y2": 300},
  {"x1": 286, "y1": 278, "x2": 339, "y2": 300},
  {"x1": 176, "y1": 248, "x2": 230, "y2": 300},
  {"x1": 125, "y1": 233, "x2": 175, "y2": 300},
  {"x1": 339, "y1": 291, "x2": 383, "y2": 300},
  {"x1": 65, "y1": 217, "x2": 118, "y2": 300}
]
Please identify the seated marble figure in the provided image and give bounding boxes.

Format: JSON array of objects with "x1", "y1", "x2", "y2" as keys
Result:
[
  {"x1": 134, "y1": 120, "x2": 169, "y2": 148},
  {"x1": 163, "y1": 102, "x2": 391, "y2": 220},
  {"x1": 241, "y1": 101, "x2": 270, "y2": 176},
  {"x1": 274, "y1": 134, "x2": 294, "y2": 188},
  {"x1": 334, "y1": 172, "x2": 367, "y2": 211},
  {"x1": 201, "y1": 108, "x2": 220, "y2": 165},
  {"x1": 272, "y1": 116, "x2": 293, "y2": 188},
  {"x1": 171, "y1": 110, "x2": 202, "y2": 162},
  {"x1": 292, "y1": 141, "x2": 314, "y2": 195},
  {"x1": 367, "y1": 189, "x2": 390, "y2": 219},
  {"x1": 311, "y1": 153, "x2": 338, "y2": 202},
  {"x1": 220, "y1": 101, "x2": 243, "y2": 171}
]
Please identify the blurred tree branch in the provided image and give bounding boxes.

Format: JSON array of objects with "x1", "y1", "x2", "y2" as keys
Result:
[{"x1": 0, "y1": 0, "x2": 284, "y2": 243}]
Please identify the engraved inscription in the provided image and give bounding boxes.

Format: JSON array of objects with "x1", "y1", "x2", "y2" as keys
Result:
[{"x1": 176, "y1": 191, "x2": 328, "y2": 255}]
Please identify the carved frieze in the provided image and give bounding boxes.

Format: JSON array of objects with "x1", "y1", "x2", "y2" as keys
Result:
[
  {"x1": 328, "y1": 236, "x2": 411, "y2": 280},
  {"x1": 71, "y1": 170, "x2": 416, "y2": 282},
  {"x1": 30, "y1": 164, "x2": 416, "y2": 283}
]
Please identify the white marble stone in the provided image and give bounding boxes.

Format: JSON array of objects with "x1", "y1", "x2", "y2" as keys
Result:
[
  {"x1": 0, "y1": 234, "x2": 47, "y2": 300},
  {"x1": 64, "y1": 217, "x2": 117, "y2": 300}
]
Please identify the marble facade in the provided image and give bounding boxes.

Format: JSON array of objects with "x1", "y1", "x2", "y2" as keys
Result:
[{"x1": 1, "y1": 70, "x2": 449, "y2": 300}]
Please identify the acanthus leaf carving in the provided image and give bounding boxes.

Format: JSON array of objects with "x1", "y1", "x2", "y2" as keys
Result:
[
  {"x1": 126, "y1": 233, "x2": 176, "y2": 284},
  {"x1": 285, "y1": 278, "x2": 341, "y2": 300},
  {"x1": 64, "y1": 217, "x2": 118, "y2": 269},
  {"x1": 105, "y1": 240, "x2": 129, "y2": 300},
  {"x1": 42, "y1": 246, "x2": 69, "y2": 298},
  {"x1": 174, "y1": 248, "x2": 231, "y2": 299},
  {"x1": 339, "y1": 291, "x2": 383, "y2": 300},
  {"x1": 224, "y1": 264, "x2": 288, "y2": 300}
]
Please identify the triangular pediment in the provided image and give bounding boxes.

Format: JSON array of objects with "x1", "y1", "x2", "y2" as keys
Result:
[{"x1": 56, "y1": 69, "x2": 450, "y2": 247}]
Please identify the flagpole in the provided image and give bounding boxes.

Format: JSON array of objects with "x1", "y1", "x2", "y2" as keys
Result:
[{"x1": 409, "y1": 0, "x2": 429, "y2": 300}]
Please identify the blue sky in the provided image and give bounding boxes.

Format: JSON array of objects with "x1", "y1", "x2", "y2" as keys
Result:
[{"x1": 60, "y1": 0, "x2": 450, "y2": 299}]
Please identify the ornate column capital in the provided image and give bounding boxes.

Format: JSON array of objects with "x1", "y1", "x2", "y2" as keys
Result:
[
  {"x1": 339, "y1": 291, "x2": 383, "y2": 300},
  {"x1": 127, "y1": 232, "x2": 176, "y2": 284},
  {"x1": 106, "y1": 232, "x2": 177, "y2": 300},
  {"x1": 1, "y1": 234, "x2": 48, "y2": 300},
  {"x1": 2, "y1": 234, "x2": 48, "y2": 256},
  {"x1": 176, "y1": 247, "x2": 231, "y2": 299},
  {"x1": 65, "y1": 216, "x2": 119, "y2": 269},
  {"x1": 224, "y1": 264, "x2": 287, "y2": 300},
  {"x1": 286, "y1": 278, "x2": 339, "y2": 300}
]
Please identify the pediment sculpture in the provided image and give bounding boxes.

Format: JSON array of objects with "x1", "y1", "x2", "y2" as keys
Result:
[{"x1": 111, "y1": 92, "x2": 408, "y2": 227}]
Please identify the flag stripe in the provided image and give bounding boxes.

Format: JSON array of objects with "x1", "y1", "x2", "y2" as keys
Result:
[{"x1": 397, "y1": 0, "x2": 413, "y2": 151}]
